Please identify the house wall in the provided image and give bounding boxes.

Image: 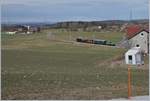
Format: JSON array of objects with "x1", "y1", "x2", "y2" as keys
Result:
[
  {"x1": 128, "y1": 31, "x2": 148, "y2": 53},
  {"x1": 7, "y1": 31, "x2": 16, "y2": 35},
  {"x1": 125, "y1": 54, "x2": 136, "y2": 65}
]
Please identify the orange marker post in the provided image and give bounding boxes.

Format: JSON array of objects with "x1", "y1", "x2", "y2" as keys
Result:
[{"x1": 128, "y1": 65, "x2": 131, "y2": 99}]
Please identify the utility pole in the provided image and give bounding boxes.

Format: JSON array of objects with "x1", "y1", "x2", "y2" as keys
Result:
[{"x1": 129, "y1": 9, "x2": 133, "y2": 24}]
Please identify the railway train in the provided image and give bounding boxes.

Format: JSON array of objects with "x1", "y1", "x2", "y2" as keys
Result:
[{"x1": 76, "y1": 37, "x2": 115, "y2": 46}]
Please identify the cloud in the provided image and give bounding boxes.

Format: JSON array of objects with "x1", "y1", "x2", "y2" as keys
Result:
[
  {"x1": 1, "y1": 0, "x2": 148, "y2": 22},
  {"x1": 2, "y1": 0, "x2": 148, "y2": 6}
]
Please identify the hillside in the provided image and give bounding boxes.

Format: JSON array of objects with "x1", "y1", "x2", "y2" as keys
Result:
[{"x1": 47, "y1": 19, "x2": 149, "y2": 29}]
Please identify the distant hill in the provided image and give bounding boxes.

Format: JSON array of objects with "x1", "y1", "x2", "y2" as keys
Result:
[
  {"x1": 47, "y1": 19, "x2": 149, "y2": 29},
  {"x1": 2, "y1": 19, "x2": 148, "y2": 32}
]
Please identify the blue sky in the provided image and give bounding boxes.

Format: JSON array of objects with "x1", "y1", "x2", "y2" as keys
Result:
[{"x1": 1, "y1": 0, "x2": 149, "y2": 23}]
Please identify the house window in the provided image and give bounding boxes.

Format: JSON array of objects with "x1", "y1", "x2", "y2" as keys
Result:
[
  {"x1": 136, "y1": 44, "x2": 140, "y2": 47},
  {"x1": 140, "y1": 33, "x2": 144, "y2": 36}
]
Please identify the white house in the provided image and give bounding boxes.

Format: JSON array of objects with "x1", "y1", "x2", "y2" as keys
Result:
[
  {"x1": 125, "y1": 47, "x2": 144, "y2": 65},
  {"x1": 126, "y1": 25, "x2": 149, "y2": 54},
  {"x1": 6, "y1": 31, "x2": 17, "y2": 35}
]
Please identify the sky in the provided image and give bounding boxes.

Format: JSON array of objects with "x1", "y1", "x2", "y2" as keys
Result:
[{"x1": 1, "y1": 0, "x2": 149, "y2": 23}]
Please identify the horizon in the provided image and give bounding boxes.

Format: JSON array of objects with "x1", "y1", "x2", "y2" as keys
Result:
[
  {"x1": 2, "y1": 19, "x2": 149, "y2": 25},
  {"x1": 1, "y1": 0, "x2": 149, "y2": 23}
]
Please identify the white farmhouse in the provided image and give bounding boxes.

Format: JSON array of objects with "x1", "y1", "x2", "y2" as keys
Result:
[{"x1": 126, "y1": 25, "x2": 149, "y2": 54}]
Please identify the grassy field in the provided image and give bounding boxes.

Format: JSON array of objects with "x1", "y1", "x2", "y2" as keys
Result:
[
  {"x1": 1, "y1": 30, "x2": 149, "y2": 100},
  {"x1": 44, "y1": 29, "x2": 124, "y2": 43}
]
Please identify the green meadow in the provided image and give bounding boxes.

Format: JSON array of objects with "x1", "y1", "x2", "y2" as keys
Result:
[{"x1": 1, "y1": 30, "x2": 149, "y2": 100}]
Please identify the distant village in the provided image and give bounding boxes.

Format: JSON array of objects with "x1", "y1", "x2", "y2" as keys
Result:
[{"x1": 2, "y1": 25, "x2": 41, "y2": 35}]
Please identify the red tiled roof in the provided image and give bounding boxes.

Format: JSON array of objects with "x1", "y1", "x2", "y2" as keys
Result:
[{"x1": 126, "y1": 25, "x2": 149, "y2": 39}]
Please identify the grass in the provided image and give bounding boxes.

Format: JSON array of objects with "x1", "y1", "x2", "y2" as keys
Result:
[
  {"x1": 1, "y1": 30, "x2": 149, "y2": 100},
  {"x1": 44, "y1": 29, "x2": 123, "y2": 43}
]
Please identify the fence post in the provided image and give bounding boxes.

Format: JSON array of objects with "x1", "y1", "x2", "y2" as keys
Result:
[{"x1": 128, "y1": 65, "x2": 131, "y2": 99}]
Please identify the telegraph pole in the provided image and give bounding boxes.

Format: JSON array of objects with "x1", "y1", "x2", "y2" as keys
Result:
[
  {"x1": 130, "y1": 9, "x2": 133, "y2": 21},
  {"x1": 129, "y1": 8, "x2": 133, "y2": 25}
]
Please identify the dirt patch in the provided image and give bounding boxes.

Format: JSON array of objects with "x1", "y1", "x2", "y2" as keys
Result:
[{"x1": 97, "y1": 55, "x2": 148, "y2": 70}]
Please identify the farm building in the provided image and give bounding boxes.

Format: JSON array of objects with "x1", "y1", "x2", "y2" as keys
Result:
[
  {"x1": 29, "y1": 27, "x2": 41, "y2": 33},
  {"x1": 6, "y1": 31, "x2": 17, "y2": 35},
  {"x1": 125, "y1": 47, "x2": 144, "y2": 65},
  {"x1": 5, "y1": 25, "x2": 41, "y2": 34},
  {"x1": 16, "y1": 25, "x2": 29, "y2": 33},
  {"x1": 125, "y1": 25, "x2": 149, "y2": 54}
]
